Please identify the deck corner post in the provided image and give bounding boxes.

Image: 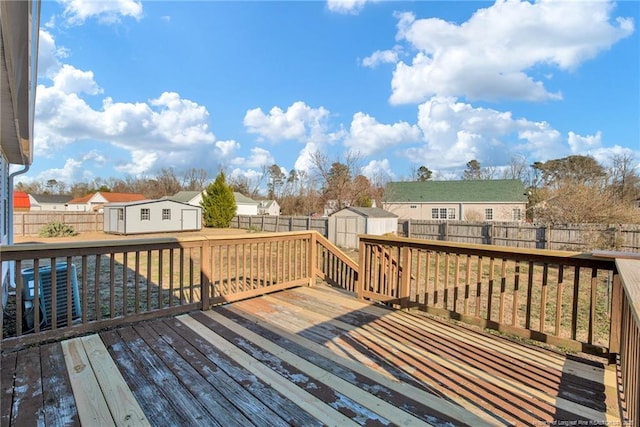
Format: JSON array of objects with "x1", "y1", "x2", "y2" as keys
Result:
[
  {"x1": 608, "y1": 269, "x2": 622, "y2": 363},
  {"x1": 308, "y1": 231, "x2": 317, "y2": 287},
  {"x1": 356, "y1": 238, "x2": 366, "y2": 300}
]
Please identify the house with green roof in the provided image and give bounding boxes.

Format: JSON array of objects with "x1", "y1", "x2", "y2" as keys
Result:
[
  {"x1": 167, "y1": 191, "x2": 259, "y2": 216},
  {"x1": 383, "y1": 179, "x2": 528, "y2": 222}
]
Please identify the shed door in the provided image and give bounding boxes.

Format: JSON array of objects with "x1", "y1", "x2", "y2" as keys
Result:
[
  {"x1": 182, "y1": 209, "x2": 198, "y2": 230},
  {"x1": 335, "y1": 217, "x2": 362, "y2": 249},
  {"x1": 109, "y1": 209, "x2": 119, "y2": 232}
]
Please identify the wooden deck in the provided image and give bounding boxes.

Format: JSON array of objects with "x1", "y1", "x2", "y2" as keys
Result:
[{"x1": 1, "y1": 284, "x2": 620, "y2": 426}]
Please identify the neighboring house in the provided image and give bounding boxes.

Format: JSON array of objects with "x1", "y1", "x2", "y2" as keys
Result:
[
  {"x1": 67, "y1": 192, "x2": 146, "y2": 212},
  {"x1": 167, "y1": 190, "x2": 259, "y2": 216},
  {"x1": 167, "y1": 190, "x2": 203, "y2": 207},
  {"x1": 328, "y1": 207, "x2": 398, "y2": 249},
  {"x1": 383, "y1": 179, "x2": 528, "y2": 222},
  {"x1": 13, "y1": 192, "x2": 30, "y2": 211},
  {"x1": 103, "y1": 200, "x2": 202, "y2": 235},
  {"x1": 28, "y1": 194, "x2": 73, "y2": 211},
  {"x1": 1, "y1": 2, "x2": 40, "y2": 303},
  {"x1": 258, "y1": 200, "x2": 280, "y2": 216}
]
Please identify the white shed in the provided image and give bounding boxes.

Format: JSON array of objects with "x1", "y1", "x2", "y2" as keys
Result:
[
  {"x1": 104, "y1": 200, "x2": 202, "y2": 235},
  {"x1": 328, "y1": 207, "x2": 398, "y2": 249}
]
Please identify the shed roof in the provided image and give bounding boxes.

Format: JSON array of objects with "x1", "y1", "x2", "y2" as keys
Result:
[
  {"x1": 105, "y1": 199, "x2": 200, "y2": 209},
  {"x1": 385, "y1": 179, "x2": 528, "y2": 203},
  {"x1": 331, "y1": 207, "x2": 398, "y2": 218}
]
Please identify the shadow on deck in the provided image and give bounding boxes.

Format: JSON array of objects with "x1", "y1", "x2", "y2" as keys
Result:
[{"x1": 1, "y1": 284, "x2": 619, "y2": 427}]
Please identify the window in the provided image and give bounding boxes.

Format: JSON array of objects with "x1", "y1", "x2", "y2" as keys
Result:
[
  {"x1": 512, "y1": 208, "x2": 522, "y2": 221},
  {"x1": 162, "y1": 208, "x2": 171, "y2": 220},
  {"x1": 448, "y1": 208, "x2": 456, "y2": 220},
  {"x1": 431, "y1": 208, "x2": 439, "y2": 219},
  {"x1": 439, "y1": 208, "x2": 447, "y2": 219},
  {"x1": 410, "y1": 205, "x2": 417, "y2": 209},
  {"x1": 140, "y1": 208, "x2": 150, "y2": 221},
  {"x1": 118, "y1": 208, "x2": 124, "y2": 220},
  {"x1": 485, "y1": 208, "x2": 493, "y2": 221}
]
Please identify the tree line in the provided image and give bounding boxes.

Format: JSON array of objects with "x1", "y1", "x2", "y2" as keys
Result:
[{"x1": 15, "y1": 152, "x2": 640, "y2": 225}]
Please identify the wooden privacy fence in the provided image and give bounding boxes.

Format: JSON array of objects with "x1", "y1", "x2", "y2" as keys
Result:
[
  {"x1": 357, "y1": 234, "x2": 623, "y2": 357},
  {"x1": 0, "y1": 231, "x2": 359, "y2": 351},
  {"x1": 13, "y1": 212, "x2": 104, "y2": 235},
  {"x1": 398, "y1": 219, "x2": 640, "y2": 252}
]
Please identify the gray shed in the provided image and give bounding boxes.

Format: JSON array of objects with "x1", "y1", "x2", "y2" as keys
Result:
[
  {"x1": 328, "y1": 207, "x2": 398, "y2": 249},
  {"x1": 104, "y1": 199, "x2": 202, "y2": 235}
]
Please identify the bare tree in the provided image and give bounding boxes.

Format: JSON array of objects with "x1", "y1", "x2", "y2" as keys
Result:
[{"x1": 181, "y1": 168, "x2": 209, "y2": 191}]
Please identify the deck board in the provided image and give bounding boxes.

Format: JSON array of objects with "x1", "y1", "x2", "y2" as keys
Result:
[{"x1": 0, "y1": 284, "x2": 620, "y2": 426}]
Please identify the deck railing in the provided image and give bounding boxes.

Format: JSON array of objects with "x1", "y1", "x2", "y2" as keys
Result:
[
  {"x1": 615, "y1": 258, "x2": 640, "y2": 424},
  {"x1": 314, "y1": 233, "x2": 359, "y2": 293},
  {"x1": 0, "y1": 232, "x2": 321, "y2": 351},
  {"x1": 357, "y1": 235, "x2": 622, "y2": 356}
]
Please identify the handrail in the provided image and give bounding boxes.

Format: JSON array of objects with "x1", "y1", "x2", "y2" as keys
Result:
[{"x1": 314, "y1": 232, "x2": 359, "y2": 293}]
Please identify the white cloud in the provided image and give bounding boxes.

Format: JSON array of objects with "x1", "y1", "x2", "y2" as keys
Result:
[
  {"x1": 408, "y1": 96, "x2": 568, "y2": 170},
  {"x1": 568, "y1": 131, "x2": 602, "y2": 153},
  {"x1": 244, "y1": 101, "x2": 330, "y2": 142},
  {"x1": 361, "y1": 47, "x2": 401, "y2": 68},
  {"x1": 35, "y1": 64, "x2": 218, "y2": 175},
  {"x1": 37, "y1": 30, "x2": 66, "y2": 78},
  {"x1": 53, "y1": 64, "x2": 103, "y2": 95},
  {"x1": 231, "y1": 147, "x2": 275, "y2": 169},
  {"x1": 361, "y1": 159, "x2": 396, "y2": 183},
  {"x1": 31, "y1": 158, "x2": 92, "y2": 184},
  {"x1": 391, "y1": 2, "x2": 634, "y2": 104},
  {"x1": 60, "y1": 0, "x2": 143, "y2": 25},
  {"x1": 294, "y1": 142, "x2": 321, "y2": 172},
  {"x1": 344, "y1": 112, "x2": 420, "y2": 156},
  {"x1": 215, "y1": 140, "x2": 240, "y2": 158},
  {"x1": 327, "y1": 0, "x2": 369, "y2": 15}
]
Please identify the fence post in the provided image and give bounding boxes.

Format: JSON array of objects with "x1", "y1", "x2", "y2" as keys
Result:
[
  {"x1": 407, "y1": 219, "x2": 412, "y2": 238},
  {"x1": 608, "y1": 270, "x2": 622, "y2": 364}
]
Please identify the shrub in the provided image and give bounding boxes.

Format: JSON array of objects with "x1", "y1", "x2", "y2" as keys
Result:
[
  {"x1": 38, "y1": 221, "x2": 78, "y2": 238},
  {"x1": 201, "y1": 172, "x2": 237, "y2": 228}
]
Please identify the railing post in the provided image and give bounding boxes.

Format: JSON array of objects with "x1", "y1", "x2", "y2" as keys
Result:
[
  {"x1": 201, "y1": 240, "x2": 211, "y2": 310},
  {"x1": 308, "y1": 232, "x2": 317, "y2": 286},
  {"x1": 400, "y1": 246, "x2": 412, "y2": 309},
  {"x1": 608, "y1": 269, "x2": 622, "y2": 364},
  {"x1": 356, "y1": 239, "x2": 366, "y2": 299}
]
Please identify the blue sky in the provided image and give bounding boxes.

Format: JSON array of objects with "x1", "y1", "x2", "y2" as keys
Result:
[{"x1": 19, "y1": 0, "x2": 640, "y2": 189}]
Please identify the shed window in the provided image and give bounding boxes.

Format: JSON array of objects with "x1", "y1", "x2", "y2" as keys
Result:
[
  {"x1": 162, "y1": 208, "x2": 171, "y2": 220},
  {"x1": 485, "y1": 208, "x2": 493, "y2": 221},
  {"x1": 118, "y1": 208, "x2": 124, "y2": 220},
  {"x1": 141, "y1": 208, "x2": 150, "y2": 221}
]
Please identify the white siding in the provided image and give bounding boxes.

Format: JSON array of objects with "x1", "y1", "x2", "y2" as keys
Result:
[{"x1": 237, "y1": 203, "x2": 258, "y2": 216}]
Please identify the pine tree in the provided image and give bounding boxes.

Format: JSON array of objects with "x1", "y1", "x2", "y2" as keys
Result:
[{"x1": 201, "y1": 172, "x2": 236, "y2": 228}]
